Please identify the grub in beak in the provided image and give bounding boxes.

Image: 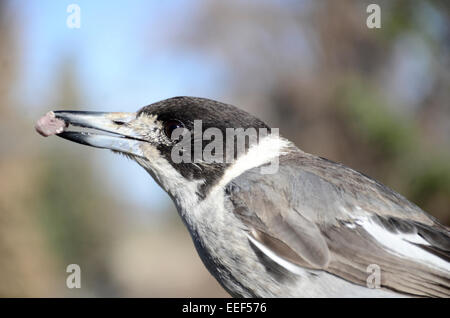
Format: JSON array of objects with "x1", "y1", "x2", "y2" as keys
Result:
[
  {"x1": 35, "y1": 111, "x2": 68, "y2": 137},
  {"x1": 36, "y1": 110, "x2": 146, "y2": 158}
]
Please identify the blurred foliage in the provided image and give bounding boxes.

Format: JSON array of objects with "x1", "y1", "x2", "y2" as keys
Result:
[
  {"x1": 338, "y1": 78, "x2": 450, "y2": 222},
  {"x1": 339, "y1": 79, "x2": 417, "y2": 157}
]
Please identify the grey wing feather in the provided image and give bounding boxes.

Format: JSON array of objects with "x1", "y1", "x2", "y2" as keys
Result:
[
  {"x1": 226, "y1": 151, "x2": 450, "y2": 297},
  {"x1": 228, "y1": 179, "x2": 330, "y2": 269}
]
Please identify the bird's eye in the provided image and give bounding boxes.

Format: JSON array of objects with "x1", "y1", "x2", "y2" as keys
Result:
[{"x1": 163, "y1": 120, "x2": 184, "y2": 139}]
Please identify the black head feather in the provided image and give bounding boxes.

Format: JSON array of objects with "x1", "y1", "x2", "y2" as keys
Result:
[{"x1": 138, "y1": 96, "x2": 271, "y2": 197}]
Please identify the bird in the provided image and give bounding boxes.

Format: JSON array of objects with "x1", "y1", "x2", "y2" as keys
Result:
[{"x1": 36, "y1": 96, "x2": 450, "y2": 297}]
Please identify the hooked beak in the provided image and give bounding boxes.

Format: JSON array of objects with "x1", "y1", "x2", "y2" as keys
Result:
[{"x1": 53, "y1": 111, "x2": 146, "y2": 158}]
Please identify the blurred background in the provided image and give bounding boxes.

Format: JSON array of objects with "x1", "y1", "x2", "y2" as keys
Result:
[{"x1": 0, "y1": 0, "x2": 449, "y2": 297}]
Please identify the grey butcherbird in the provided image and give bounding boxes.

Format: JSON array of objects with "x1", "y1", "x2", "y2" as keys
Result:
[{"x1": 38, "y1": 96, "x2": 449, "y2": 297}]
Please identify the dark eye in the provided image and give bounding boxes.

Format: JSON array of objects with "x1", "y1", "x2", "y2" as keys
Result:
[{"x1": 163, "y1": 120, "x2": 184, "y2": 139}]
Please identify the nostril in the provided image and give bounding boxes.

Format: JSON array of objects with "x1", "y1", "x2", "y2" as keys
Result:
[{"x1": 113, "y1": 120, "x2": 126, "y2": 126}]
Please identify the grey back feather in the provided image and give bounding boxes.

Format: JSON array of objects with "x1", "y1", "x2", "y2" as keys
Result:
[{"x1": 226, "y1": 150, "x2": 450, "y2": 297}]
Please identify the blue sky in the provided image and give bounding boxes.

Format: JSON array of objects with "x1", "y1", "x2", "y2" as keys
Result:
[{"x1": 13, "y1": 0, "x2": 224, "y2": 214}]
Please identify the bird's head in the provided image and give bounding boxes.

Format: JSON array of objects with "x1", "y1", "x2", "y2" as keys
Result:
[{"x1": 45, "y1": 96, "x2": 287, "y2": 208}]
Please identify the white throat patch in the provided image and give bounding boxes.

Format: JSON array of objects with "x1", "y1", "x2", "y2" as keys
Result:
[
  {"x1": 135, "y1": 145, "x2": 204, "y2": 211},
  {"x1": 211, "y1": 134, "x2": 291, "y2": 194}
]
